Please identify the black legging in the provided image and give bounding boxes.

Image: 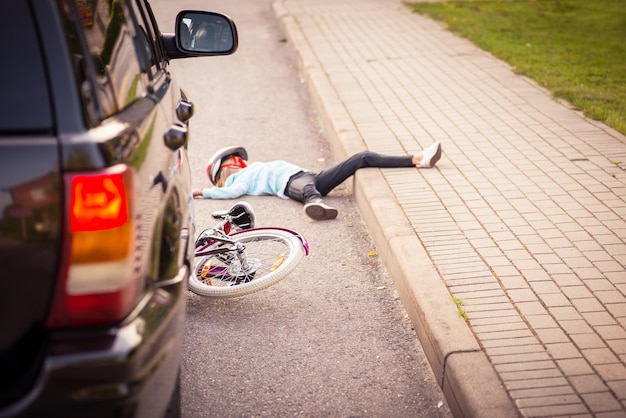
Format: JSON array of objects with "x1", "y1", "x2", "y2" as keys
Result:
[
  {"x1": 315, "y1": 151, "x2": 413, "y2": 195},
  {"x1": 285, "y1": 151, "x2": 413, "y2": 202}
]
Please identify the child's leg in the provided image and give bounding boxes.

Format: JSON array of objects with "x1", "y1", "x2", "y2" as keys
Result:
[
  {"x1": 285, "y1": 172, "x2": 323, "y2": 203},
  {"x1": 285, "y1": 172, "x2": 338, "y2": 220},
  {"x1": 315, "y1": 151, "x2": 413, "y2": 196}
]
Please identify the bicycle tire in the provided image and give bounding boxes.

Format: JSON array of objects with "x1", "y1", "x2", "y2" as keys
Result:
[{"x1": 190, "y1": 228, "x2": 305, "y2": 297}]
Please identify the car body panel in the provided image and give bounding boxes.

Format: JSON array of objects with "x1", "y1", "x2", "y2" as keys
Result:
[{"x1": 0, "y1": 0, "x2": 237, "y2": 416}]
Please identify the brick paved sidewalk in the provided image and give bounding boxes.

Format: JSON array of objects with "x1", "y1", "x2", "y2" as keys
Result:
[{"x1": 275, "y1": 0, "x2": 626, "y2": 416}]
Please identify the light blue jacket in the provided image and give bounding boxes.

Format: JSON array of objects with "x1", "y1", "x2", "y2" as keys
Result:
[{"x1": 201, "y1": 160, "x2": 304, "y2": 200}]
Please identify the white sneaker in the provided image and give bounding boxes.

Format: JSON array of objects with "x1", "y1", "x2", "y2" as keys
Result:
[{"x1": 420, "y1": 142, "x2": 442, "y2": 168}]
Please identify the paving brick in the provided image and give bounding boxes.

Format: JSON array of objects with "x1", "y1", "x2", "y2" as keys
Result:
[
  {"x1": 575, "y1": 267, "x2": 605, "y2": 280},
  {"x1": 499, "y1": 275, "x2": 533, "y2": 289},
  {"x1": 439, "y1": 260, "x2": 487, "y2": 275},
  {"x1": 549, "y1": 306, "x2": 583, "y2": 321},
  {"x1": 606, "y1": 303, "x2": 626, "y2": 318},
  {"x1": 594, "y1": 289, "x2": 626, "y2": 306},
  {"x1": 571, "y1": 298, "x2": 606, "y2": 314},
  {"x1": 560, "y1": 319, "x2": 595, "y2": 335},
  {"x1": 525, "y1": 314, "x2": 559, "y2": 329},
  {"x1": 516, "y1": 394, "x2": 583, "y2": 409},
  {"x1": 467, "y1": 312, "x2": 522, "y2": 327},
  {"x1": 582, "y1": 348, "x2": 620, "y2": 366},
  {"x1": 444, "y1": 276, "x2": 494, "y2": 287},
  {"x1": 582, "y1": 311, "x2": 620, "y2": 327},
  {"x1": 546, "y1": 343, "x2": 583, "y2": 360},
  {"x1": 442, "y1": 271, "x2": 492, "y2": 281},
  {"x1": 463, "y1": 302, "x2": 514, "y2": 314},
  {"x1": 585, "y1": 279, "x2": 619, "y2": 291},
  {"x1": 509, "y1": 385, "x2": 574, "y2": 400},
  {"x1": 570, "y1": 333, "x2": 608, "y2": 350},
  {"x1": 516, "y1": 301, "x2": 550, "y2": 316},
  {"x1": 481, "y1": 336, "x2": 540, "y2": 349},
  {"x1": 490, "y1": 352, "x2": 553, "y2": 367},
  {"x1": 447, "y1": 282, "x2": 503, "y2": 294},
  {"x1": 539, "y1": 292, "x2": 572, "y2": 308},
  {"x1": 562, "y1": 286, "x2": 594, "y2": 300},
  {"x1": 511, "y1": 257, "x2": 543, "y2": 272},
  {"x1": 520, "y1": 403, "x2": 590, "y2": 417},
  {"x1": 603, "y1": 243, "x2": 626, "y2": 257},
  {"x1": 486, "y1": 344, "x2": 547, "y2": 357},
  {"x1": 453, "y1": 289, "x2": 506, "y2": 301},
  {"x1": 495, "y1": 360, "x2": 557, "y2": 375},
  {"x1": 606, "y1": 339, "x2": 626, "y2": 356},
  {"x1": 562, "y1": 255, "x2": 596, "y2": 269},
  {"x1": 535, "y1": 253, "x2": 566, "y2": 265},
  {"x1": 507, "y1": 288, "x2": 537, "y2": 303},
  {"x1": 530, "y1": 280, "x2": 561, "y2": 294},
  {"x1": 580, "y1": 392, "x2": 624, "y2": 413},
  {"x1": 607, "y1": 380, "x2": 626, "y2": 401},
  {"x1": 491, "y1": 264, "x2": 523, "y2": 278},
  {"x1": 504, "y1": 377, "x2": 571, "y2": 393},
  {"x1": 595, "y1": 325, "x2": 626, "y2": 340},
  {"x1": 499, "y1": 367, "x2": 564, "y2": 382},
  {"x1": 478, "y1": 328, "x2": 535, "y2": 341},
  {"x1": 535, "y1": 328, "x2": 571, "y2": 344},
  {"x1": 545, "y1": 262, "x2": 576, "y2": 275},
  {"x1": 556, "y1": 358, "x2": 595, "y2": 376},
  {"x1": 569, "y1": 374, "x2": 611, "y2": 394},
  {"x1": 596, "y1": 363, "x2": 626, "y2": 382},
  {"x1": 553, "y1": 273, "x2": 585, "y2": 287}
]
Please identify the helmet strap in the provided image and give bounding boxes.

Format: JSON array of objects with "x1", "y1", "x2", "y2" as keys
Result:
[{"x1": 221, "y1": 155, "x2": 247, "y2": 170}]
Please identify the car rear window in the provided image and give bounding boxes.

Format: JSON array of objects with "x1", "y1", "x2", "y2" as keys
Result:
[{"x1": 0, "y1": 2, "x2": 53, "y2": 133}]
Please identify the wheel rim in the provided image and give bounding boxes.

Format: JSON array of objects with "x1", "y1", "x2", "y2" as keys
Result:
[{"x1": 190, "y1": 229, "x2": 304, "y2": 297}]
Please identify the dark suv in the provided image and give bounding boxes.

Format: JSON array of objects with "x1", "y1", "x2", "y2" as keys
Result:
[{"x1": 0, "y1": 1, "x2": 237, "y2": 417}]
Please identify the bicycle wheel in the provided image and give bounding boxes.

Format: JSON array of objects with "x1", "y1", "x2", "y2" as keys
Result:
[{"x1": 189, "y1": 228, "x2": 305, "y2": 297}]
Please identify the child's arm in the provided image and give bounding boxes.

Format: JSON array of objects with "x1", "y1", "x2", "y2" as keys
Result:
[{"x1": 192, "y1": 183, "x2": 247, "y2": 200}]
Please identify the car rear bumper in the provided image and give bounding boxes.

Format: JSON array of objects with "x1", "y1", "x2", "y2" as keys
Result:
[{"x1": 0, "y1": 268, "x2": 188, "y2": 418}]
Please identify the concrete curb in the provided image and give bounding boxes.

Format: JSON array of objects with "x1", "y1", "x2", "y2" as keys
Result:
[{"x1": 273, "y1": 2, "x2": 518, "y2": 417}]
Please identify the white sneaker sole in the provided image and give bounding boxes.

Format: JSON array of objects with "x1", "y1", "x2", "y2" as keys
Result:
[{"x1": 304, "y1": 202, "x2": 338, "y2": 220}]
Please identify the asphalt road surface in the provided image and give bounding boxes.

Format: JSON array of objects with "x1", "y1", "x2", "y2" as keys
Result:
[{"x1": 152, "y1": 1, "x2": 453, "y2": 416}]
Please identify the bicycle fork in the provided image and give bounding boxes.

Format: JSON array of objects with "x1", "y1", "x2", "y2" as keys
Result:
[{"x1": 233, "y1": 241, "x2": 251, "y2": 274}]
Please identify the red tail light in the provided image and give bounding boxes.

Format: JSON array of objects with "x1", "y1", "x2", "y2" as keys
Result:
[
  {"x1": 47, "y1": 165, "x2": 139, "y2": 329},
  {"x1": 70, "y1": 173, "x2": 128, "y2": 232}
]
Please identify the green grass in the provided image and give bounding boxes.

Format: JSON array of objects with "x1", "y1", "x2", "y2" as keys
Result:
[
  {"x1": 407, "y1": 0, "x2": 626, "y2": 136},
  {"x1": 453, "y1": 297, "x2": 467, "y2": 319}
]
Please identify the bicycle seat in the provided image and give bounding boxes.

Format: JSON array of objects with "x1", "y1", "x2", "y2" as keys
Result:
[{"x1": 211, "y1": 201, "x2": 255, "y2": 229}]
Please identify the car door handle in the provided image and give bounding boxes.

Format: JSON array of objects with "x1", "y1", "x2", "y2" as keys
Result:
[
  {"x1": 151, "y1": 171, "x2": 168, "y2": 193},
  {"x1": 164, "y1": 124, "x2": 188, "y2": 151},
  {"x1": 176, "y1": 99, "x2": 194, "y2": 123}
]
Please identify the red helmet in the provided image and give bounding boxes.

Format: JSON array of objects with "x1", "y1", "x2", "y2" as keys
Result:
[{"x1": 206, "y1": 146, "x2": 248, "y2": 185}]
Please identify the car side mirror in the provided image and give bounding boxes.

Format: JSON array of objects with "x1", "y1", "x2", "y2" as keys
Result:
[
  {"x1": 162, "y1": 11, "x2": 238, "y2": 60},
  {"x1": 177, "y1": 11, "x2": 237, "y2": 54}
]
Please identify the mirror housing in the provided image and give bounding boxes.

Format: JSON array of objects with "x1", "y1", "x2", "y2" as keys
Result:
[{"x1": 162, "y1": 11, "x2": 238, "y2": 60}]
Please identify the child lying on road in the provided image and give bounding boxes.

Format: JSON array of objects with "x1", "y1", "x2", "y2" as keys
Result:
[{"x1": 193, "y1": 142, "x2": 442, "y2": 220}]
